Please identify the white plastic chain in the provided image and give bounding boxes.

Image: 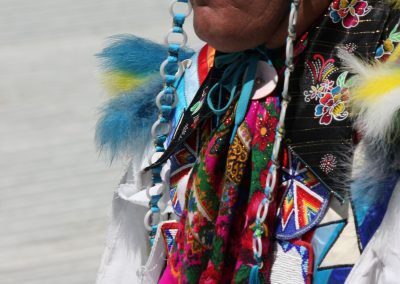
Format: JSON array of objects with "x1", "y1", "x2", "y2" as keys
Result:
[
  {"x1": 251, "y1": 0, "x2": 299, "y2": 267},
  {"x1": 145, "y1": 0, "x2": 192, "y2": 245}
]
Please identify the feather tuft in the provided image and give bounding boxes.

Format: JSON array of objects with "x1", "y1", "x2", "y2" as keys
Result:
[
  {"x1": 97, "y1": 35, "x2": 194, "y2": 95},
  {"x1": 340, "y1": 48, "x2": 400, "y2": 208},
  {"x1": 98, "y1": 35, "x2": 168, "y2": 76},
  {"x1": 339, "y1": 49, "x2": 400, "y2": 144},
  {"x1": 351, "y1": 141, "x2": 399, "y2": 210},
  {"x1": 96, "y1": 77, "x2": 163, "y2": 161},
  {"x1": 95, "y1": 35, "x2": 194, "y2": 161},
  {"x1": 337, "y1": 48, "x2": 370, "y2": 77}
]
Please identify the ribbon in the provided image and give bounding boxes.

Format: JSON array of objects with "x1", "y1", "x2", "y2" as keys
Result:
[
  {"x1": 249, "y1": 264, "x2": 261, "y2": 284},
  {"x1": 206, "y1": 49, "x2": 272, "y2": 143}
]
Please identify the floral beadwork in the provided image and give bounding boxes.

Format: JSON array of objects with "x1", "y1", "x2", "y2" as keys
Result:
[
  {"x1": 375, "y1": 23, "x2": 400, "y2": 60},
  {"x1": 343, "y1": 42, "x2": 358, "y2": 54},
  {"x1": 330, "y1": 0, "x2": 372, "y2": 29},
  {"x1": 303, "y1": 54, "x2": 338, "y2": 103},
  {"x1": 320, "y1": 154, "x2": 338, "y2": 174},
  {"x1": 314, "y1": 82, "x2": 350, "y2": 125},
  {"x1": 304, "y1": 54, "x2": 353, "y2": 126}
]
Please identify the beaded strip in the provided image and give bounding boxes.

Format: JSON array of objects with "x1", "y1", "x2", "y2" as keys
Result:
[
  {"x1": 144, "y1": 0, "x2": 192, "y2": 247},
  {"x1": 250, "y1": 0, "x2": 300, "y2": 278}
]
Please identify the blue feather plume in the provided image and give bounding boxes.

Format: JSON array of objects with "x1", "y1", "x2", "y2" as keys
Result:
[
  {"x1": 97, "y1": 34, "x2": 194, "y2": 75},
  {"x1": 96, "y1": 77, "x2": 163, "y2": 161},
  {"x1": 351, "y1": 171, "x2": 398, "y2": 216},
  {"x1": 98, "y1": 35, "x2": 167, "y2": 75},
  {"x1": 95, "y1": 35, "x2": 194, "y2": 161},
  {"x1": 351, "y1": 137, "x2": 400, "y2": 213}
]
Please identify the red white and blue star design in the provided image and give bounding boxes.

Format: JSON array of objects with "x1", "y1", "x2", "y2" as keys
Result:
[{"x1": 276, "y1": 150, "x2": 330, "y2": 240}]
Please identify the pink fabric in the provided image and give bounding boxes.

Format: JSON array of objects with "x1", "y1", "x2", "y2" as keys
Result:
[{"x1": 159, "y1": 263, "x2": 178, "y2": 284}]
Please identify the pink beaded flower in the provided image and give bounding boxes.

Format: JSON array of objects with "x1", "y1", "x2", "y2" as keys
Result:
[{"x1": 330, "y1": 0, "x2": 372, "y2": 29}]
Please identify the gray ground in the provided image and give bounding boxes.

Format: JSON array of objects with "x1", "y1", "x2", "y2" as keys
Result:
[{"x1": 0, "y1": 1, "x2": 199, "y2": 283}]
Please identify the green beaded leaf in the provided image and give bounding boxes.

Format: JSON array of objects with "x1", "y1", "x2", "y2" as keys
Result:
[{"x1": 336, "y1": 71, "x2": 348, "y2": 88}]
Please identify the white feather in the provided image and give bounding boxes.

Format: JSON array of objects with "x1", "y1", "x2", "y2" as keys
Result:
[
  {"x1": 355, "y1": 87, "x2": 400, "y2": 142},
  {"x1": 339, "y1": 49, "x2": 400, "y2": 142},
  {"x1": 337, "y1": 48, "x2": 370, "y2": 78}
]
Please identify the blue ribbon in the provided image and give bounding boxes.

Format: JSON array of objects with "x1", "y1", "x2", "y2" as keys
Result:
[
  {"x1": 206, "y1": 49, "x2": 272, "y2": 144},
  {"x1": 249, "y1": 264, "x2": 261, "y2": 284}
]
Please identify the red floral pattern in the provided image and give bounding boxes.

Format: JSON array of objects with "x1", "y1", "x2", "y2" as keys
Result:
[
  {"x1": 252, "y1": 107, "x2": 278, "y2": 152},
  {"x1": 330, "y1": 0, "x2": 371, "y2": 29},
  {"x1": 314, "y1": 88, "x2": 349, "y2": 126}
]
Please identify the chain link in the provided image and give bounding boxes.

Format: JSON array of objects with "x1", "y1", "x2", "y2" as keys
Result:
[
  {"x1": 145, "y1": 0, "x2": 192, "y2": 246},
  {"x1": 251, "y1": 0, "x2": 299, "y2": 269}
]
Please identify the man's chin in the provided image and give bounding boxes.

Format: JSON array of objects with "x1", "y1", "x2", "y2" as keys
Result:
[{"x1": 192, "y1": 8, "x2": 284, "y2": 52}]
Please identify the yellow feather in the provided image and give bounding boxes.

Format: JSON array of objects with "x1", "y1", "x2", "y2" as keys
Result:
[
  {"x1": 341, "y1": 46, "x2": 400, "y2": 144},
  {"x1": 102, "y1": 71, "x2": 147, "y2": 95},
  {"x1": 387, "y1": 44, "x2": 400, "y2": 64},
  {"x1": 352, "y1": 69, "x2": 400, "y2": 102}
]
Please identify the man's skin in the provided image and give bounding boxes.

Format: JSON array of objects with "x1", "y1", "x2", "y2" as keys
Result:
[{"x1": 190, "y1": 0, "x2": 332, "y2": 52}]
